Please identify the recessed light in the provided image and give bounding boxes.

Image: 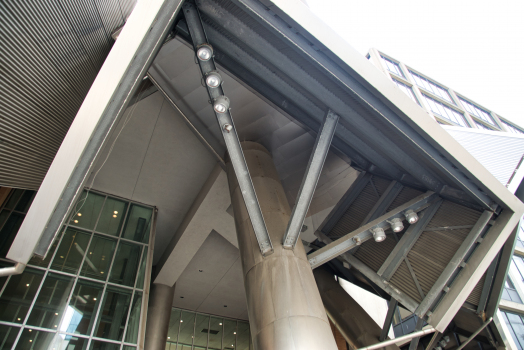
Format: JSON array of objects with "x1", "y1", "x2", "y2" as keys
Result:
[
  {"x1": 180, "y1": 320, "x2": 184, "y2": 323},
  {"x1": 17, "y1": 318, "x2": 21, "y2": 321},
  {"x1": 234, "y1": 332, "x2": 236, "y2": 335},
  {"x1": 219, "y1": 323, "x2": 222, "y2": 326},
  {"x1": 26, "y1": 284, "x2": 29, "y2": 287},
  {"x1": 77, "y1": 213, "x2": 82, "y2": 217},
  {"x1": 114, "y1": 211, "x2": 118, "y2": 214},
  {"x1": 93, "y1": 298, "x2": 97, "y2": 301},
  {"x1": 55, "y1": 313, "x2": 58, "y2": 315},
  {"x1": 224, "y1": 305, "x2": 227, "y2": 308},
  {"x1": 29, "y1": 340, "x2": 32, "y2": 343},
  {"x1": 74, "y1": 220, "x2": 79, "y2": 223},
  {"x1": 199, "y1": 269, "x2": 203, "y2": 272},
  {"x1": 168, "y1": 337, "x2": 170, "y2": 339},
  {"x1": 180, "y1": 296, "x2": 184, "y2": 299},
  {"x1": 113, "y1": 214, "x2": 117, "y2": 218},
  {"x1": 60, "y1": 256, "x2": 64, "y2": 259}
]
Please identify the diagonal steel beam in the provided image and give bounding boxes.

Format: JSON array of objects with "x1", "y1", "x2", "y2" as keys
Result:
[
  {"x1": 416, "y1": 210, "x2": 494, "y2": 319},
  {"x1": 380, "y1": 298, "x2": 398, "y2": 341},
  {"x1": 183, "y1": 3, "x2": 273, "y2": 255},
  {"x1": 308, "y1": 191, "x2": 437, "y2": 269},
  {"x1": 377, "y1": 199, "x2": 443, "y2": 280},
  {"x1": 408, "y1": 317, "x2": 426, "y2": 350},
  {"x1": 361, "y1": 181, "x2": 404, "y2": 226},
  {"x1": 283, "y1": 110, "x2": 339, "y2": 249}
]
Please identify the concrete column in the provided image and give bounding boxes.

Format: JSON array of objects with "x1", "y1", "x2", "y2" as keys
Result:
[
  {"x1": 314, "y1": 268, "x2": 400, "y2": 350},
  {"x1": 227, "y1": 142, "x2": 338, "y2": 350},
  {"x1": 144, "y1": 283, "x2": 175, "y2": 350}
]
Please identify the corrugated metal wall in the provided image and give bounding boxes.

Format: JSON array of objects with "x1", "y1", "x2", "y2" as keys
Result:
[{"x1": 0, "y1": 0, "x2": 136, "y2": 189}]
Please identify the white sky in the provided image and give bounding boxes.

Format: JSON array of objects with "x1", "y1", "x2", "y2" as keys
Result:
[{"x1": 307, "y1": 0, "x2": 524, "y2": 127}]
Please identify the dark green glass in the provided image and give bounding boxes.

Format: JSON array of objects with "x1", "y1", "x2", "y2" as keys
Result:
[
  {"x1": 166, "y1": 308, "x2": 181, "y2": 344},
  {"x1": 124, "y1": 291, "x2": 143, "y2": 344},
  {"x1": 4, "y1": 189, "x2": 23, "y2": 210},
  {"x1": 0, "y1": 268, "x2": 44, "y2": 324},
  {"x1": 94, "y1": 286, "x2": 132, "y2": 341},
  {"x1": 223, "y1": 319, "x2": 237, "y2": 350},
  {"x1": 108, "y1": 241, "x2": 141, "y2": 287},
  {"x1": 89, "y1": 340, "x2": 120, "y2": 350},
  {"x1": 0, "y1": 210, "x2": 9, "y2": 230},
  {"x1": 208, "y1": 316, "x2": 223, "y2": 350},
  {"x1": 122, "y1": 205, "x2": 152, "y2": 243},
  {"x1": 178, "y1": 310, "x2": 196, "y2": 348},
  {"x1": 15, "y1": 328, "x2": 57, "y2": 349},
  {"x1": 0, "y1": 324, "x2": 20, "y2": 349},
  {"x1": 69, "y1": 191, "x2": 105, "y2": 231},
  {"x1": 28, "y1": 229, "x2": 60, "y2": 268},
  {"x1": 79, "y1": 234, "x2": 117, "y2": 281},
  {"x1": 237, "y1": 321, "x2": 250, "y2": 350},
  {"x1": 14, "y1": 190, "x2": 35, "y2": 213},
  {"x1": 0, "y1": 212, "x2": 24, "y2": 258},
  {"x1": 96, "y1": 197, "x2": 128, "y2": 236},
  {"x1": 194, "y1": 313, "x2": 210, "y2": 348},
  {"x1": 135, "y1": 246, "x2": 148, "y2": 290},
  {"x1": 50, "y1": 228, "x2": 91, "y2": 274},
  {"x1": 64, "y1": 278, "x2": 105, "y2": 335}
]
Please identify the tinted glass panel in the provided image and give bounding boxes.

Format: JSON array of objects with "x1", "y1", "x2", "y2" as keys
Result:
[
  {"x1": 94, "y1": 286, "x2": 132, "y2": 341},
  {"x1": 124, "y1": 291, "x2": 143, "y2": 344},
  {"x1": 194, "y1": 313, "x2": 210, "y2": 348},
  {"x1": 70, "y1": 192, "x2": 105, "y2": 231},
  {"x1": 237, "y1": 322, "x2": 250, "y2": 350},
  {"x1": 14, "y1": 190, "x2": 35, "y2": 213},
  {"x1": 0, "y1": 324, "x2": 20, "y2": 349},
  {"x1": 96, "y1": 197, "x2": 128, "y2": 236},
  {"x1": 502, "y1": 311, "x2": 524, "y2": 350},
  {"x1": 29, "y1": 232, "x2": 59, "y2": 268},
  {"x1": 79, "y1": 235, "x2": 117, "y2": 281},
  {"x1": 178, "y1": 311, "x2": 196, "y2": 348},
  {"x1": 208, "y1": 317, "x2": 223, "y2": 350},
  {"x1": 89, "y1": 340, "x2": 121, "y2": 350},
  {"x1": 15, "y1": 328, "x2": 58, "y2": 349},
  {"x1": 167, "y1": 308, "x2": 181, "y2": 344},
  {"x1": 0, "y1": 268, "x2": 44, "y2": 323},
  {"x1": 109, "y1": 241, "x2": 141, "y2": 287},
  {"x1": 0, "y1": 210, "x2": 9, "y2": 231},
  {"x1": 64, "y1": 279, "x2": 105, "y2": 336},
  {"x1": 4, "y1": 189, "x2": 23, "y2": 210},
  {"x1": 223, "y1": 319, "x2": 236, "y2": 350},
  {"x1": 26, "y1": 273, "x2": 75, "y2": 329},
  {"x1": 135, "y1": 247, "x2": 148, "y2": 290},
  {"x1": 0, "y1": 212, "x2": 24, "y2": 258},
  {"x1": 122, "y1": 205, "x2": 152, "y2": 243},
  {"x1": 55, "y1": 335, "x2": 88, "y2": 349},
  {"x1": 51, "y1": 228, "x2": 91, "y2": 274}
]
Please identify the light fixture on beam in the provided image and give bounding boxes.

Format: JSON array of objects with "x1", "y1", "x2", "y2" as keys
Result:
[
  {"x1": 205, "y1": 71, "x2": 222, "y2": 88},
  {"x1": 405, "y1": 209, "x2": 419, "y2": 224},
  {"x1": 196, "y1": 44, "x2": 213, "y2": 61},
  {"x1": 389, "y1": 218, "x2": 404, "y2": 233},
  {"x1": 371, "y1": 227, "x2": 386, "y2": 242},
  {"x1": 214, "y1": 96, "x2": 230, "y2": 114}
]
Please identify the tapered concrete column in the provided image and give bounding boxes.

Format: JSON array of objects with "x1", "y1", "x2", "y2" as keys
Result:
[
  {"x1": 144, "y1": 283, "x2": 175, "y2": 350},
  {"x1": 314, "y1": 268, "x2": 400, "y2": 350},
  {"x1": 227, "y1": 142, "x2": 338, "y2": 350}
]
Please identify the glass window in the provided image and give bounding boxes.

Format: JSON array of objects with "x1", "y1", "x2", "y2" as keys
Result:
[
  {"x1": 50, "y1": 228, "x2": 91, "y2": 274},
  {"x1": 0, "y1": 324, "x2": 20, "y2": 349},
  {"x1": 26, "y1": 273, "x2": 75, "y2": 329},
  {"x1": 178, "y1": 310, "x2": 196, "y2": 348},
  {"x1": 208, "y1": 317, "x2": 223, "y2": 350},
  {"x1": 194, "y1": 313, "x2": 210, "y2": 348},
  {"x1": 0, "y1": 210, "x2": 9, "y2": 231},
  {"x1": 89, "y1": 340, "x2": 121, "y2": 350},
  {"x1": 475, "y1": 121, "x2": 493, "y2": 131},
  {"x1": 15, "y1": 328, "x2": 59, "y2": 349},
  {"x1": 96, "y1": 197, "x2": 128, "y2": 236},
  {"x1": 502, "y1": 277, "x2": 523, "y2": 303},
  {"x1": 516, "y1": 225, "x2": 524, "y2": 249},
  {"x1": 55, "y1": 335, "x2": 88, "y2": 349},
  {"x1": 503, "y1": 120, "x2": 524, "y2": 135},
  {"x1": 79, "y1": 234, "x2": 117, "y2": 281},
  {"x1": 69, "y1": 191, "x2": 105, "y2": 231},
  {"x1": 409, "y1": 71, "x2": 454, "y2": 104},
  {"x1": 0, "y1": 212, "x2": 25, "y2": 258},
  {"x1": 0, "y1": 268, "x2": 44, "y2": 324},
  {"x1": 237, "y1": 322, "x2": 250, "y2": 350},
  {"x1": 135, "y1": 247, "x2": 148, "y2": 290},
  {"x1": 392, "y1": 79, "x2": 418, "y2": 104},
  {"x1": 512, "y1": 255, "x2": 524, "y2": 282},
  {"x1": 459, "y1": 98, "x2": 496, "y2": 126},
  {"x1": 223, "y1": 319, "x2": 237, "y2": 350},
  {"x1": 14, "y1": 190, "x2": 36, "y2": 213},
  {"x1": 122, "y1": 205, "x2": 153, "y2": 243},
  {"x1": 94, "y1": 286, "x2": 132, "y2": 341},
  {"x1": 124, "y1": 291, "x2": 143, "y2": 344},
  {"x1": 64, "y1": 279, "x2": 105, "y2": 336},
  {"x1": 29, "y1": 233, "x2": 59, "y2": 268},
  {"x1": 109, "y1": 241, "x2": 142, "y2": 287},
  {"x1": 422, "y1": 95, "x2": 468, "y2": 127},
  {"x1": 501, "y1": 311, "x2": 524, "y2": 350},
  {"x1": 380, "y1": 56, "x2": 404, "y2": 77},
  {"x1": 167, "y1": 308, "x2": 181, "y2": 344},
  {"x1": 4, "y1": 189, "x2": 23, "y2": 210}
]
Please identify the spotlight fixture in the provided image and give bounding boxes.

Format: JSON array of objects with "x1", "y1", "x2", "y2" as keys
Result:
[
  {"x1": 113, "y1": 211, "x2": 118, "y2": 214},
  {"x1": 389, "y1": 218, "x2": 404, "y2": 233},
  {"x1": 205, "y1": 71, "x2": 222, "y2": 88},
  {"x1": 370, "y1": 227, "x2": 386, "y2": 242},
  {"x1": 214, "y1": 96, "x2": 230, "y2": 114},
  {"x1": 405, "y1": 209, "x2": 419, "y2": 224},
  {"x1": 197, "y1": 44, "x2": 213, "y2": 61}
]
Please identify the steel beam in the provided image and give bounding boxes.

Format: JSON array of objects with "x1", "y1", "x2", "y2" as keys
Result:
[
  {"x1": 380, "y1": 298, "x2": 398, "y2": 341},
  {"x1": 416, "y1": 210, "x2": 493, "y2": 318},
  {"x1": 456, "y1": 318, "x2": 493, "y2": 350},
  {"x1": 476, "y1": 253, "x2": 499, "y2": 317},
  {"x1": 283, "y1": 110, "x2": 339, "y2": 249},
  {"x1": 183, "y1": 3, "x2": 273, "y2": 255},
  {"x1": 378, "y1": 199, "x2": 443, "y2": 280},
  {"x1": 425, "y1": 332, "x2": 443, "y2": 350},
  {"x1": 427, "y1": 209, "x2": 519, "y2": 332},
  {"x1": 361, "y1": 181, "x2": 404, "y2": 225},
  {"x1": 309, "y1": 191, "x2": 437, "y2": 269},
  {"x1": 408, "y1": 317, "x2": 426, "y2": 350},
  {"x1": 315, "y1": 232, "x2": 420, "y2": 312}
]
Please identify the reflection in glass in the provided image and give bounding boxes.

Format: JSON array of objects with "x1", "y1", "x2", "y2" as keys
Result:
[
  {"x1": 94, "y1": 286, "x2": 132, "y2": 341},
  {"x1": 4, "y1": 189, "x2": 23, "y2": 210},
  {"x1": 122, "y1": 205, "x2": 152, "y2": 243},
  {"x1": 208, "y1": 316, "x2": 223, "y2": 350},
  {"x1": 123, "y1": 347, "x2": 137, "y2": 350},
  {"x1": 223, "y1": 319, "x2": 237, "y2": 350},
  {"x1": 64, "y1": 279, "x2": 104, "y2": 335},
  {"x1": 55, "y1": 335, "x2": 88, "y2": 349},
  {"x1": 0, "y1": 268, "x2": 44, "y2": 323},
  {"x1": 502, "y1": 311, "x2": 524, "y2": 350},
  {"x1": 109, "y1": 241, "x2": 141, "y2": 287},
  {"x1": 125, "y1": 291, "x2": 143, "y2": 344},
  {"x1": 0, "y1": 324, "x2": 20, "y2": 349},
  {"x1": 96, "y1": 198, "x2": 128, "y2": 236},
  {"x1": 51, "y1": 228, "x2": 91, "y2": 274},
  {"x1": 135, "y1": 247, "x2": 147, "y2": 290},
  {"x1": 80, "y1": 235, "x2": 117, "y2": 281},
  {"x1": 29, "y1": 231, "x2": 60, "y2": 268},
  {"x1": 26, "y1": 273, "x2": 74, "y2": 329},
  {"x1": 0, "y1": 212, "x2": 24, "y2": 258},
  {"x1": 167, "y1": 308, "x2": 181, "y2": 344},
  {"x1": 14, "y1": 190, "x2": 36, "y2": 213},
  {"x1": 89, "y1": 340, "x2": 121, "y2": 350},
  {"x1": 237, "y1": 322, "x2": 250, "y2": 350},
  {"x1": 178, "y1": 310, "x2": 196, "y2": 348},
  {"x1": 70, "y1": 191, "x2": 105, "y2": 231},
  {"x1": 15, "y1": 328, "x2": 58, "y2": 349},
  {"x1": 194, "y1": 313, "x2": 210, "y2": 348}
]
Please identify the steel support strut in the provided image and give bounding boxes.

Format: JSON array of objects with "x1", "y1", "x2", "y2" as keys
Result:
[
  {"x1": 283, "y1": 110, "x2": 339, "y2": 249},
  {"x1": 183, "y1": 2, "x2": 273, "y2": 255}
]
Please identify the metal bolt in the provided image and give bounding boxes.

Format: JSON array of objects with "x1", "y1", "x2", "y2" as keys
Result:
[{"x1": 223, "y1": 124, "x2": 233, "y2": 133}]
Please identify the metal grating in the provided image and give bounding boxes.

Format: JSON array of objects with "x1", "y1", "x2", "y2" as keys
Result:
[
  {"x1": 0, "y1": 0, "x2": 136, "y2": 189},
  {"x1": 353, "y1": 233, "x2": 399, "y2": 272}
]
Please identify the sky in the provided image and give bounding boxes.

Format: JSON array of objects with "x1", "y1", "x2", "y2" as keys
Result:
[{"x1": 307, "y1": 0, "x2": 524, "y2": 127}]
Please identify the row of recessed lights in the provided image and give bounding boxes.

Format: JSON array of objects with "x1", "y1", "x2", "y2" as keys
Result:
[{"x1": 71, "y1": 210, "x2": 120, "y2": 224}]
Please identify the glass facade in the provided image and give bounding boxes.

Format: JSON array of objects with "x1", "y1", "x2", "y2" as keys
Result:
[
  {"x1": 0, "y1": 189, "x2": 153, "y2": 349},
  {"x1": 474, "y1": 121, "x2": 494, "y2": 131},
  {"x1": 166, "y1": 308, "x2": 252, "y2": 350},
  {"x1": 459, "y1": 98, "x2": 497, "y2": 127},
  {"x1": 502, "y1": 277, "x2": 523, "y2": 303},
  {"x1": 501, "y1": 311, "x2": 524, "y2": 350},
  {"x1": 422, "y1": 94, "x2": 468, "y2": 127},
  {"x1": 502, "y1": 120, "x2": 524, "y2": 135},
  {"x1": 409, "y1": 71, "x2": 454, "y2": 104},
  {"x1": 380, "y1": 56, "x2": 404, "y2": 77},
  {"x1": 392, "y1": 79, "x2": 418, "y2": 104}
]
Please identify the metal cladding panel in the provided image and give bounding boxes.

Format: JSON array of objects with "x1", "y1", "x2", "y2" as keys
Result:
[
  {"x1": 444, "y1": 126, "x2": 524, "y2": 187},
  {"x1": 353, "y1": 233, "x2": 399, "y2": 273},
  {"x1": 0, "y1": 0, "x2": 136, "y2": 189}
]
